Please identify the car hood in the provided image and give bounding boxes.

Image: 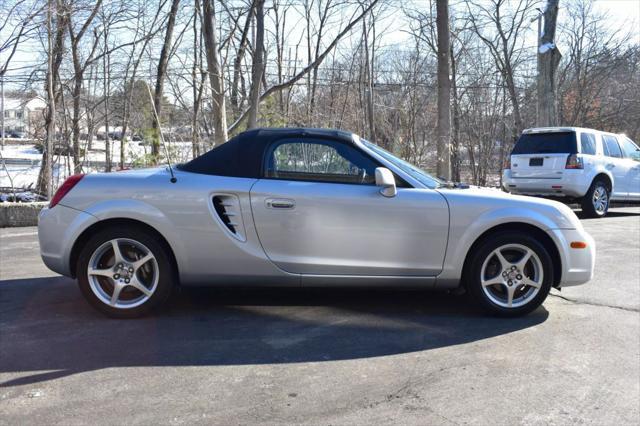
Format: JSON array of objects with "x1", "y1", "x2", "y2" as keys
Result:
[{"x1": 436, "y1": 186, "x2": 583, "y2": 230}]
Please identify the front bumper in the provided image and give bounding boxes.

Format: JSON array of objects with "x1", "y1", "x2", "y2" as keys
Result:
[
  {"x1": 38, "y1": 204, "x2": 97, "y2": 277},
  {"x1": 502, "y1": 169, "x2": 590, "y2": 198},
  {"x1": 548, "y1": 227, "x2": 596, "y2": 287}
]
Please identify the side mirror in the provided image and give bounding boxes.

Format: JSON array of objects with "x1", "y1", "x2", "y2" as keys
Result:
[{"x1": 375, "y1": 167, "x2": 397, "y2": 197}]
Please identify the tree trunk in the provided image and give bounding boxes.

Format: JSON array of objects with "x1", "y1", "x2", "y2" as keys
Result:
[
  {"x1": 436, "y1": 0, "x2": 451, "y2": 181},
  {"x1": 450, "y1": 43, "x2": 460, "y2": 182},
  {"x1": 152, "y1": 0, "x2": 181, "y2": 160},
  {"x1": 537, "y1": 0, "x2": 562, "y2": 127},
  {"x1": 71, "y1": 75, "x2": 82, "y2": 173},
  {"x1": 247, "y1": 0, "x2": 265, "y2": 129},
  {"x1": 37, "y1": 0, "x2": 67, "y2": 198},
  {"x1": 202, "y1": 0, "x2": 229, "y2": 143},
  {"x1": 363, "y1": 13, "x2": 375, "y2": 142}
]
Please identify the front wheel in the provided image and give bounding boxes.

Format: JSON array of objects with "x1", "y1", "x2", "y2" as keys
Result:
[
  {"x1": 76, "y1": 226, "x2": 175, "y2": 318},
  {"x1": 466, "y1": 232, "x2": 553, "y2": 317}
]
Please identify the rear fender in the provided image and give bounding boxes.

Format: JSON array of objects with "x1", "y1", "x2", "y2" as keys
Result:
[{"x1": 83, "y1": 199, "x2": 188, "y2": 272}]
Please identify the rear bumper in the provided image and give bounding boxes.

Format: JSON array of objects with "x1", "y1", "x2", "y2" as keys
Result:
[
  {"x1": 502, "y1": 170, "x2": 590, "y2": 198},
  {"x1": 548, "y1": 227, "x2": 596, "y2": 287},
  {"x1": 38, "y1": 205, "x2": 97, "y2": 277}
]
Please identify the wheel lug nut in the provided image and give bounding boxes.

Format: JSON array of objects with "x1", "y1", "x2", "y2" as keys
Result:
[
  {"x1": 516, "y1": 274, "x2": 523, "y2": 280},
  {"x1": 129, "y1": 267, "x2": 134, "y2": 273},
  {"x1": 114, "y1": 274, "x2": 120, "y2": 279},
  {"x1": 125, "y1": 278, "x2": 130, "y2": 284}
]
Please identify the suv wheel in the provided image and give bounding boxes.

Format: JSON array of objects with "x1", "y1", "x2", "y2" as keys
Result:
[{"x1": 581, "y1": 179, "x2": 610, "y2": 218}]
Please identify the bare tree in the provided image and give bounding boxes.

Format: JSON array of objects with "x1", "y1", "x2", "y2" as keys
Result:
[
  {"x1": 229, "y1": 0, "x2": 382, "y2": 133},
  {"x1": 247, "y1": 0, "x2": 265, "y2": 129},
  {"x1": 37, "y1": 0, "x2": 68, "y2": 197},
  {"x1": 467, "y1": 0, "x2": 535, "y2": 140},
  {"x1": 151, "y1": 0, "x2": 181, "y2": 161},
  {"x1": 67, "y1": 0, "x2": 103, "y2": 173},
  {"x1": 202, "y1": 0, "x2": 229, "y2": 143}
]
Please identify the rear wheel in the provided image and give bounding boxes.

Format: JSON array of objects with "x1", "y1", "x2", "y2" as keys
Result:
[
  {"x1": 466, "y1": 232, "x2": 553, "y2": 317},
  {"x1": 76, "y1": 226, "x2": 175, "y2": 318},
  {"x1": 581, "y1": 179, "x2": 610, "y2": 218}
]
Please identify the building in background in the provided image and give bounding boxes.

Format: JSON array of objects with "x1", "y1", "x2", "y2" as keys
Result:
[{"x1": 1, "y1": 96, "x2": 46, "y2": 138}]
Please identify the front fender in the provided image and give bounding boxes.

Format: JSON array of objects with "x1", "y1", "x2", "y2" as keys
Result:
[{"x1": 437, "y1": 205, "x2": 572, "y2": 286}]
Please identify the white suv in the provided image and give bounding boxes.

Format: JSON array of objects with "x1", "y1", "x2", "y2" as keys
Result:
[{"x1": 502, "y1": 127, "x2": 640, "y2": 218}]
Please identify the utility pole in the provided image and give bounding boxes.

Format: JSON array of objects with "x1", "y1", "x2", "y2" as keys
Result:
[
  {"x1": 436, "y1": 0, "x2": 451, "y2": 181},
  {"x1": 536, "y1": 0, "x2": 561, "y2": 126}
]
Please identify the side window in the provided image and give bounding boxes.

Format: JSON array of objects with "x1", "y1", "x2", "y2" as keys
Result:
[
  {"x1": 265, "y1": 139, "x2": 378, "y2": 184},
  {"x1": 602, "y1": 135, "x2": 622, "y2": 158},
  {"x1": 619, "y1": 136, "x2": 640, "y2": 161},
  {"x1": 580, "y1": 133, "x2": 597, "y2": 155}
]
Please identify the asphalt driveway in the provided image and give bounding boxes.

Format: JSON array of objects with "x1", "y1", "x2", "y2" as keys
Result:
[{"x1": 1, "y1": 208, "x2": 639, "y2": 425}]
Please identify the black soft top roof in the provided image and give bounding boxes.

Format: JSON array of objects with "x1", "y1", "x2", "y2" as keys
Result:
[{"x1": 179, "y1": 127, "x2": 356, "y2": 178}]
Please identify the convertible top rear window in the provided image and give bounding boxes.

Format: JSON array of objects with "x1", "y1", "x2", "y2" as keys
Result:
[{"x1": 512, "y1": 132, "x2": 577, "y2": 155}]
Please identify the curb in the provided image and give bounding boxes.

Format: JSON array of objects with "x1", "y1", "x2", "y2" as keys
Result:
[{"x1": 0, "y1": 202, "x2": 48, "y2": 228}]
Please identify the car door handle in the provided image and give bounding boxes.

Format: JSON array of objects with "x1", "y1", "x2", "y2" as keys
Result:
[{"x1": 265, "y1": 198, "x2": 295, "y2": 209}]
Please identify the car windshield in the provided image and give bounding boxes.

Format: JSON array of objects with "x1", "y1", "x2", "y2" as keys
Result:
[{"x1": 362, "y1": 140, "x2": 442, "y2": 189}]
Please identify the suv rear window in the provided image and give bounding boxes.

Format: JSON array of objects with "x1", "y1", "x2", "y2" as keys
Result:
[{"x1": 512, "y1": 132, "x2": 577, "y2": 155}]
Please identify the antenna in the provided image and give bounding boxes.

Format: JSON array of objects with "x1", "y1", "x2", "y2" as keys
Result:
[{"x1": 144, "y1": 81, "x2": 177, "y2": 183}]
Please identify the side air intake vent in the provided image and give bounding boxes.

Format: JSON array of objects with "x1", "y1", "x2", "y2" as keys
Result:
[{"x1": 212, "y1": 194, "x2": 246, "y2": 241}]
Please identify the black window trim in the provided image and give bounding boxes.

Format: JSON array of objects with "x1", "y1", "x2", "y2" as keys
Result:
[{"x1": 261, "y1": 136, "x2": 412, "y2": 187}]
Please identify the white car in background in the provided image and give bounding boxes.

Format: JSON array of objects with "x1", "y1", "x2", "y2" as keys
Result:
[{"x1": 502, "y1": 127, "x2": 640, "y2": 217}]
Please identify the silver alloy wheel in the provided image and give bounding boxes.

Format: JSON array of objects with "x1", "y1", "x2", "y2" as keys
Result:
[
  {"x1": 480, "y1": 243, "x2": 543, "y2": 308},
  {"x1": 592, "y1": 185, "x2": 609, "y2": 214},
  {"x1": 87, "y1": 238, "x2": 159, "y2": 309}
]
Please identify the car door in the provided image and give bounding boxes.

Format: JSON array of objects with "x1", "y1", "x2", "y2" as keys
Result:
[
  {"x1": 601, "y1": 134, "x2": 629, "y2": 199},
  {"x1": 618, "y1": 136, "x2": 640, "y2": 200},
  {"x1": 250, "y1": 137, "x2": 450, "y2": 277}
]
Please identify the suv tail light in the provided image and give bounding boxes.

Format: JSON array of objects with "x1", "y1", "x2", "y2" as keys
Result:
[
  {"x1": 503, "y1": 157, "x2": 511, "y2": 170},
  {"x1": 565, "y1": 154, "x2": 584, "y2": 169},
  {"x1": 49, "y1": 174, "x2": 85, "y2": 208}
]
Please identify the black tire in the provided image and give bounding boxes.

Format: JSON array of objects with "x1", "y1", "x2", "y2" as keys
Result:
[
  {"x1": 466, "y1": 231, "x2": 554, "y2": 317},
  {"x1": 76, "y1": 225, "x2": 175, "y2": 318},
  {"x1": 581, "y1": 179, "x2": 610, "y2": 218}
]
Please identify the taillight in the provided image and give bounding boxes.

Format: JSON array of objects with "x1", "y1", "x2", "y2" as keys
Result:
[
  {"x1": 503, "y1": 157, "x2": 511, "y2": 170},
  {"x1": 565, "y1": 154, "x2": 583, "y2": 169},
  {"x1": 49, "y1": 174, "x2": 85, "y2": 208}
]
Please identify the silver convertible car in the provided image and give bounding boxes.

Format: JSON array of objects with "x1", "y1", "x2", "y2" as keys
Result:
[{"x1": 38, "y1": 128, "x2": 595, "y2": 318}]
